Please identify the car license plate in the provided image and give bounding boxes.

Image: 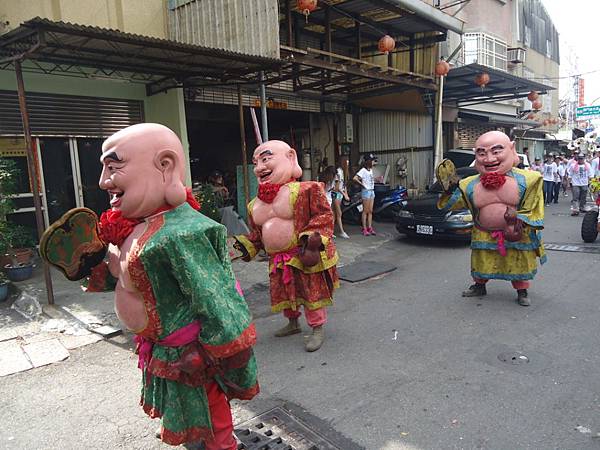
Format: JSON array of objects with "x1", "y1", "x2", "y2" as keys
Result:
[
  {"x1": 356, "y1": 204, "x2": 363, "y2": 212},
  {"x1": 416, "y1": 224, "x2": 433, "y2": 235}
]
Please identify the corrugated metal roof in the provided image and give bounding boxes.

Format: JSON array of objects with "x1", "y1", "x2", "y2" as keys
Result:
[{"x1": 0, "y1": 17, "x2": 282, "y2": 93}]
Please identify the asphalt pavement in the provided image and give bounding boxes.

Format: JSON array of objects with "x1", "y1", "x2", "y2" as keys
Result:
[{"x1": 1, "y1": 198, "x2": 600, "y2": 450}]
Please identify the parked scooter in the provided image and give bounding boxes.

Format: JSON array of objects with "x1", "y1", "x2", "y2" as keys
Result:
[
  {"x1": 373, "y1": 184, "x2": 408, "y2": 221},
  {"x1": 342, "y1": 184, "x2": 408, "y2": 224}
]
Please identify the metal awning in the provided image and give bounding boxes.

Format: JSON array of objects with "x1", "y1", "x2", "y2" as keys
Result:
[
  {"x1": 294, "y1": 0, "x2": 464, "y2": 48},
  {"x1": 443, "y1": 63, "x2": 555, "y2": 105},
  {"x1": 458, "y1": 110, "x2": 536, "y2": 127},
  {"x1": 0, "y1": 17, "x2": 283, "y2": 95},
  {"x1": 271, "y1": 46, "x2": 437, "y2": 98}
]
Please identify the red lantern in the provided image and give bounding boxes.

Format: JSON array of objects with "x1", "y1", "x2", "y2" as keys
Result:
[
  {"x1": 435, "y1": 59, "x2": 450, "y2": 77},
  {"x1": 297, "y1": 0, "x2": 317, "y2": 21},
  {"x1": 532, "y1": 99, "x2": 542, "y2": 110},
  {"x1": 527, "y1": 91, "x2": 539, "y2": 102},
  {"x1": 378, "y1": 35, "x2": 395, "y2": 55},
  {"x1": 475, "y1": 72, "x2": 490, "y2": 89},
  {"x1": 527, "y1": 113, "x2": 536, "y2": 120},
  {"x1": 543, "y1": 119, "x2": 549, "y2": 126}
]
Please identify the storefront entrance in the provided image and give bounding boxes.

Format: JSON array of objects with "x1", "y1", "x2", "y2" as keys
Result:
[{"x1": 1, "y1": 137, "x2": 109, "y2": 234}]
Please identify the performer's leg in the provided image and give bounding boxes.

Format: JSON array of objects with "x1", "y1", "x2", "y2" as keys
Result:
[
  {"x1": 571, "y1": 186, "x2": 580, "y2": 214},
  {"x1": 304, "y1": 307, "x2": 327, "y2": 352},
  {"x1": 203, "y1": 382, "x2": 237, "y2": 450},
  {"x1": 462, "y1": 277, "x2": 487, "y2": 297},
  {"x1": 512, "y1": 280, "x2": 530, "y2": 306},
  {"x1": 580, "y1": 186, "x2": 588, "y2": 211},
  {"x1": 275, "y1": 309, "x2": 302, "y2": 337}
]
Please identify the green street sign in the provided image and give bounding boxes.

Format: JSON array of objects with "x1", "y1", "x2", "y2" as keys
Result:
[{"x1": 576, "y1": 105, "x2": 600, "y2": 119}]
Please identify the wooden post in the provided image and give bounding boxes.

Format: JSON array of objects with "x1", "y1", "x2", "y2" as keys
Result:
[
  {"x1": 355, "y1": 21, "x2": 362, "y2": 59},
  {"x1": 325, "y1": 6, "x2": 332, "y2": 62},
  {"x1": 286, "y1": 0, "x2": 293, "y2": 46},
  {"x1": 14, "y1": 59, "x2": 55, "y2": 305},
  {"x1": 237, "y1": 85, "x2": 250, "y2": 211}
]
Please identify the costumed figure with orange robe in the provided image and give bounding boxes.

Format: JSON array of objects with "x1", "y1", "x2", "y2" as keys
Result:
[{"x1": 234, "y1": 140, "x2": 339, "y2": 352}]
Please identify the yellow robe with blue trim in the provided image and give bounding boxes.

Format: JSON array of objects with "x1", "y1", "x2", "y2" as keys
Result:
[{"x1": 438, "y1": 168, "x2": 546, "y2": 281}]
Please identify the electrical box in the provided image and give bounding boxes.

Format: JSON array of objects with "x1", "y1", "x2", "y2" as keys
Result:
[{"x1": 340, "y1": 113, "x2": 354, "y2": 143}]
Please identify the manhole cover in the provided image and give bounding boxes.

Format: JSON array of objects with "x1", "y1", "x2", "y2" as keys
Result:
[
  {"x1": 235, "y1": 406, "x2": 342, "y2": 450},
  {"x1": 498, "y1": 351, "x2": 529, "y2": 365}
]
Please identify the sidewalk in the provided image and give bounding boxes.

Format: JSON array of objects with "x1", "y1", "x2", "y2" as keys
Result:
[{"x1": 0, "y1": 222, "x2": 397, "y2": 377}]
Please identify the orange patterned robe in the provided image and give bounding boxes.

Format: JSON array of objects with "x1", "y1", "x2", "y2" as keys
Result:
[{"x1": 236, "y1": 181, "x2": 339, "y2": 313}]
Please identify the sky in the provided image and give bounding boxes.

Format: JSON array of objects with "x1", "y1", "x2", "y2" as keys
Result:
[{"x1": 542, "y1": 0, "x2": 600, "y2": 105}]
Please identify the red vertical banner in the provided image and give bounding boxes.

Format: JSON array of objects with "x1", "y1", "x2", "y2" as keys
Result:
[{"x1": 578, "y1": 78, "x2": 585, "y2": 106}]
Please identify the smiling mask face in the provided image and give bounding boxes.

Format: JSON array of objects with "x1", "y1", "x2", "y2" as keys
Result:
[
  {"x1": 99, "y1": 123, "x2": 186, "y2": 219},
  {"x1": 473, "y1": 131, "x2": 519, "y2": 175},
  {"x1": 252, "y1": 140, "x2": 302, "y2": 185}
]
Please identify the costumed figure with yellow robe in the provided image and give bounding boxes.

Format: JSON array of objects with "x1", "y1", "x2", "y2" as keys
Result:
[
  {"x1": 437, "y1": 131, "x2": 546, "y2": 306},
  {"x1": 234, "y1": 140, "x2": 339, "y2": 352}
]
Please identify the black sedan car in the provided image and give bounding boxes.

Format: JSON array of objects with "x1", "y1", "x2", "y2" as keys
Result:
[{"x1": 395, "y1": 167, "x2": 477, "y2": 241}]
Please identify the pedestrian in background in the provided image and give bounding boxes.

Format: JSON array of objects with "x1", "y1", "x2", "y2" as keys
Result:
[
  {"x1": 567, "y1": 154, "x2": 593, "y2": 216},
  {"x1": 531, "y1": 157, "x2": 543, "y2": 174},
  {"x1": 552, "y1": 155, "x2": 561, "y2": 204},
  {"x1": 558, "y1": 157, "x2": 569, "y2": 197},
  {"x1": 332, "y1": 156, "x2": 350, "y2": 239},
  {"x1": 353, "y1": 153, "x2": 377, "y2": 236},
  {"x1": 542, "y1": 154, "x2": 557, "y2": 206}
]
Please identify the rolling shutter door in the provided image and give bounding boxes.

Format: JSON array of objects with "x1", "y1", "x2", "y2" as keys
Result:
[{"x1": 0, "y1": 90, "x2": 144, "y2": 137}]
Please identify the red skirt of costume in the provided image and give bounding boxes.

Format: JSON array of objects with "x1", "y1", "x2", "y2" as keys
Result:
[{"x1": 269, "y1": 264, "x2": 339, "y2": 313}]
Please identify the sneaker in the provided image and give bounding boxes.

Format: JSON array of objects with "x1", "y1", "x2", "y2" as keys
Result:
[
  {"x1": 571, "y1": 210, "x2": 579, "y2": 216},
  {"x1": 517, "y1": 289, "x2": 530, "y2": 306},
  {"x1": 339, "y1": 232, "x2": 350, "y2": 239},
  {"x1": 368, "y1": 227, "x2": 376, "y2": 235},
  {"x1": 362, "y1": 228, "x2": 370, "y2": 236}
]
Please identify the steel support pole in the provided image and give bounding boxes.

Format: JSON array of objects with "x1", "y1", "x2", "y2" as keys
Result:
[
  {"x1": 237, "y1": 85, "x2": 250, "y2": 211},
  {"x1": 14, "y1": 59, "x2": 55, "y2": 305},
  {"x1": 434, "y1": 74, "x2": 445, "y2": 173},
  {"x1": 259, "y1": 71, "x2": 269, "y2": 141}
]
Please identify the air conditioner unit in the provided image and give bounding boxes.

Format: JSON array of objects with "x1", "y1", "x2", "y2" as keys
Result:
[{"x1": 507, "y1": 47, "x2": 526, "y2": 65}]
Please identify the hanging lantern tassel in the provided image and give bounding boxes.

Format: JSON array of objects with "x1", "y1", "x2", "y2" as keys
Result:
[
  {"x1": 378, "y1": 35, "x2": 396, "y2": 55},
  {"x1": 475, "y1": 72, "x2": 490, "y2": 90},
  {"x1": 297, "y1": 0, "x2": 318, "y2": 23}
]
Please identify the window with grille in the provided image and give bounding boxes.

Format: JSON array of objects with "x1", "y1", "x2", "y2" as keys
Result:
[{"x1": 463, "y1": 33, "x2": 508, "y2": 71}]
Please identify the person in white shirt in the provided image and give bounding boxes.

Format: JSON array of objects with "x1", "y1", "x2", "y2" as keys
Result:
[
  {"x1": 353, "y1": 153, "x2": 377, "y2": 236},
  {"x1": 542, "y1": 154, "x2": 558, "y2": 206},
  {"x1": 591, "y1": 150, "x2": 600, "y2": 177},
  {"x1": 567, "y1": 154, "x2": 593, "y2": 215},
  {"x1": 557, "y1": 157, "x2": 569, "y2": 198},
  {"x1": 551, "y1": 155, "x2": 562, "y2": 204},
  {"x1": 331, "y1": 156, "x2": 350, "y2": 239}
]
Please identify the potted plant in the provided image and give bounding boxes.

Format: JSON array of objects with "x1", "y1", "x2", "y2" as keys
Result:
[{"x1": 0, "y1": 272, "x2": 9, "y2": 302}]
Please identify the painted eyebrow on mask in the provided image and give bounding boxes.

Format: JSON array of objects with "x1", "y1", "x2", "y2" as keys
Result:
[{"x1": 101, "y1": 151, "x2": 122, "y2": 162}]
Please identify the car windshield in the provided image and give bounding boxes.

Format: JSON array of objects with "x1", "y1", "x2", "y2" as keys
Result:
[{"x1": 428, "y1": 168, "x2": 478, "y2": 194}]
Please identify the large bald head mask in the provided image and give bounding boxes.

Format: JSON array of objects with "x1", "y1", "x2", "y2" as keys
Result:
[
  {"x1": 252, "y1": 140, "x2": 302, "y2": 185},
  {"x1": 99, "y1": 123, "x2": 187, "y2": 219},
  {"x1": 473, "y1": 131, "x2": 519, "y2": 175}
]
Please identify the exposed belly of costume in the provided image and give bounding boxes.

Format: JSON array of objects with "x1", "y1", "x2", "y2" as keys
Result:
[
  {"x1": 477, "y1": 203, "x2": 515, "y2": 230},
  {"x1": 261, "y1": 218, "x2": 295, "y2": 253},
  {"x1": 114, "y1": 283, "x2": 148, "y2": 332}
]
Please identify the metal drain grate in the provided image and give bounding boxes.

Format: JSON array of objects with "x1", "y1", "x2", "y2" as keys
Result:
[
  {"x1": 544, "y1": 243, "x2": 600, "y2": 254},
  {"x1": 235, "y1": 407, "x2": 342, "y2": 450}
]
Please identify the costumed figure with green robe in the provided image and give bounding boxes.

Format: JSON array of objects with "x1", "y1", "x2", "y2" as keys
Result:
[
  {"x1": 40, "y1": 123, "x2": 258, "y2": 449},
  {"x1": 436, "y1": 131, "x2": 546, "y2": 306}
]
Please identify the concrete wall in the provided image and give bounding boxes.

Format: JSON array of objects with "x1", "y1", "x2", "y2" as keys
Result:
[
  {"x1": 1, "y1": 0, "x2": 167, "y2": 38},
  {"x1": 456, "y1": 0, "x2": 514, "y2": 43}
]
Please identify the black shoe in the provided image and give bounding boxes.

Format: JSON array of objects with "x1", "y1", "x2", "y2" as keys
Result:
[
  {"x1": 517, "y1": 289, "x2": 530, "y2": 306},
  {"x1": 553, "y1": 201, "x2": 558, "y2": 204},
  {"x1": 462, "y1": 283, "x2": 487, "y2": 297}
]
